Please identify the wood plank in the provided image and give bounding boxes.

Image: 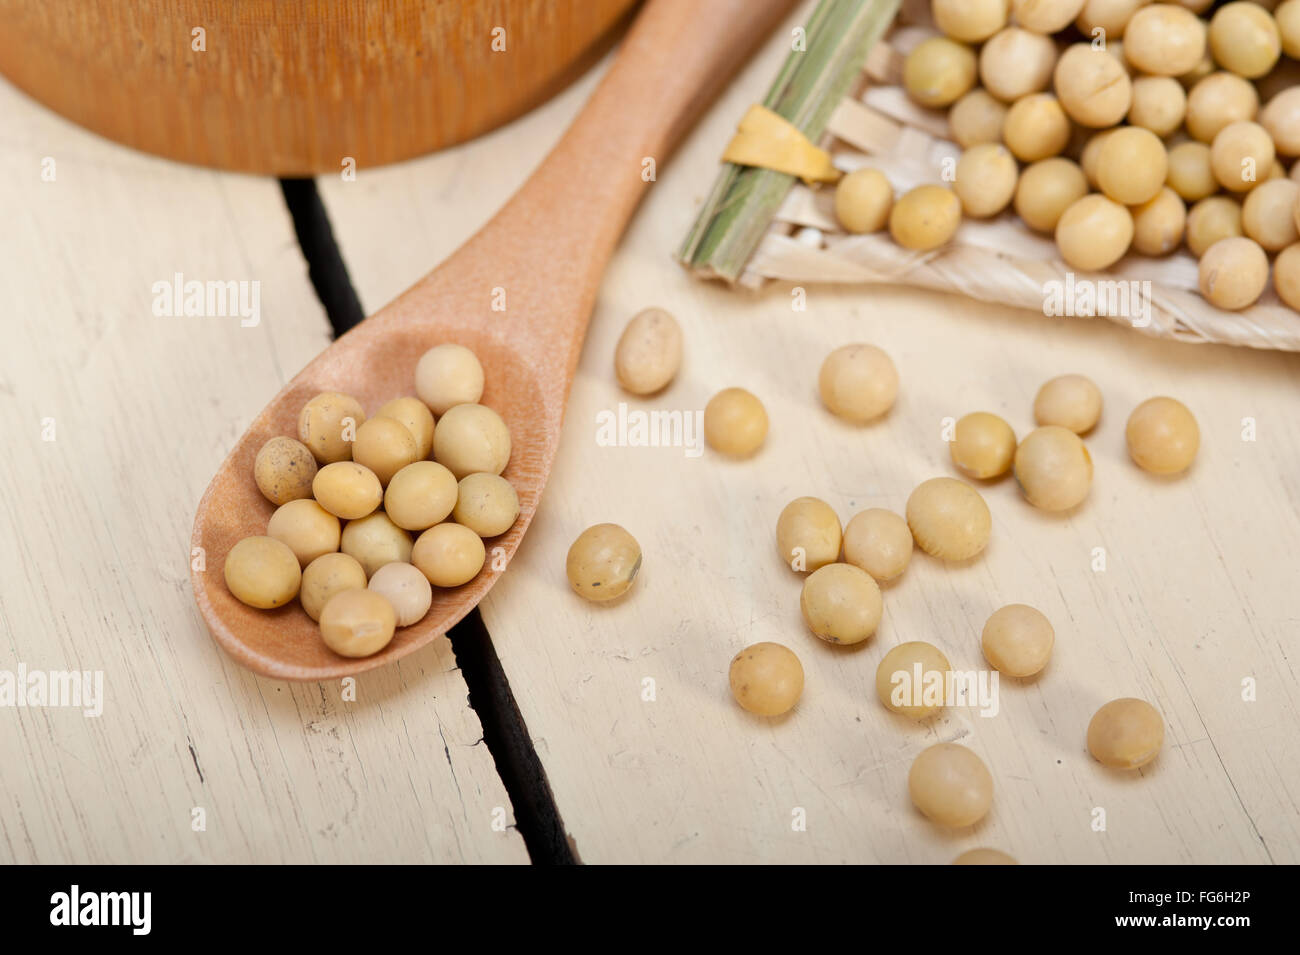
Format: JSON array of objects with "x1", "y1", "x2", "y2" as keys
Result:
[
  {"x1": 320, "y1": 4, "x2": 1300, "y2": 863},
  {"x1": 0, "y1": 77, "x2": 527, "y2": 864}
]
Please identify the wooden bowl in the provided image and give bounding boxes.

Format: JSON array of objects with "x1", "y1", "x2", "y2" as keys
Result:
[{"x1": 0, "y1": 0, "x2": 637, "y2": 174}]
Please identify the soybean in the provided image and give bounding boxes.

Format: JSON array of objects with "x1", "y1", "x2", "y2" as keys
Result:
[
  {"x1": 452, "y1": 472, "x2": 520, "y2": 538},
  {"x1": 367, "y1": 561, "x2": 433, "y2": 628},
  {"x1": 1123, "y1": 5, "x2": 1207, "y2": 77},
  {"x1": 903, "y1": 36, "x2": 977, "y2": 108},
  {"x1": 433, "y1": 403, "x2": 512, "y2": 479},
  {"x1": 979, "y1": 28, "x2": 1058, "y2": 102},
  {"x1": 1033, "y1": 374, "x2": 1103, "y2": 434},
  {"x1": 1013, "y1": 0, "x2": 1085, "y2": 35},
  {"x1": 1210, "y1": 121, "x2": 1275, "y2": 192},
  {"x1": 933, "y1": 0, "x2": 1008, "y2": 42},
  {"x1": 818, "y1": 344, "x2": 898, "y2": 423},
  {"x1": 954, "y1": 144, "x2": 1019, "y2": 217},
  {"x1": 415, "y1": 343, "x2": 484, "y2": 416},
  {"x1": 908, "y1": 743, "x2": 994, "y2": 827},
  {"x1": 615, "y1": 307, "x2": 683, "y2": 395},
  {"x1": 948, "y1": 89, "x2": 1009, "y2": 148},
  {"x1": 413, "y1": 522, "x2": 488, "y2": 588},
  {"x1": 1096, "y1": 127, "x2": 1167, "y2": 205},
  {"x1": 224, "y1": 536, "x2": 301, "y2": 609},
  {"x1": 375, "y1": 396, "x2": 436, "y2": 460},
  {"x1": 352, "y1": 416, "x2": 419, "y2": 486},
  {"x1": 564, "y1": 523, "x2": 641, "y2": 601},
  {"x1": 1002, "y1": 94, "x2": 1071, "y2": 162},
  {"x1": 1198, "y1": 235, "x2": 1269, "y2": 309},
  {"x1": 981, "y1": 604, "x2": 1055, "y2": 677},
  {"x1": 799, "y1": 563, "x2": 882, "y2": 645},
  {"x1": 1014, "y1": 426, "x2": 1093, "y2": 511},
  {"x1": 300, "y1": 552, "x2": 367, "y2": 622},
  {"x1": 1208, "y1": 2, "x2": 1281, "y2": 79},
  {"x1": 842, "y1": 509, "x2": 913, "y2": 583},
  {"x1": 906, "y1": 477, "x2": 992, "y2": 561},
  {"x1": 384, "y1": 460, "x2": 459, "y2": 531},
  {"x1": 729, "y1": 642, "x2": 804, "y2": 716},
  {"x1": 704, "y1": 388, "x2": 768, "y2": 457},
  {"x1": 1274, "y1": 242, "x2": 1300, "y2": 310},
  {"x1": 1126, "y1": 396, "x2": 1200, "y2": 474},
  {"x1": 266, "y1": 498, "x2": 341, "y2": 567},
  {"x1": 298, "y1": 391, "x2": 365, "y2": 464},
  {"x1": 1131, "y1": 188, "x2": 1187, "y2": 257},
  {"x1": 876, "y1": 641, "x2": 951, "y2": 720},
  {"x1": 1165, "y1": 141, "x2": 1218, "y2": 202},
  {"x1": 1014, "y1": 158, "x2": 1089, "y2": 233},
  {"x1": 313, "y1": 461, "x2": 383, "y2": 520},
  {"x1": 1186, "y1": 196, "x2": 1244, "y2": 257},
  {"x1": 776, "y1": 497, "x2": 842, "y2": 573},
  {"x1": 318, "y1": 588, "x2": 396, "y2": 658},
  {"x1": 889, "y1": 185, "x2": 962, "y2": 251},
  {"x1": 1241, "y1": 179, "x2": 1300, "y2": 250},
  {"x1": 1127, "y1": 76, "x2": 1186, "y2": 137},
  {"x1": 1087, "y1": 698, "x2": 1164, "y2": 769},
  {"x1": 950, "y1": 412, "x2": 1016, "y2": 480},
  {"x1": 1261, "y1": 87, "x2": 1300, "y2": 157},
  {"x1": 253, "y1": 436, "x2": 318, "y2": 506},
  {"x1": 340, "y1": 511, "x2": 413, "y2": 579},
  {"x1": 1054, "y1": 44, "x2": 1132, "y2": 128},
  {"x1": 834, "y1": 168, "x2": 894, "y2": 234},
  {"x1": 1186, "y1": 72, "x2": 1259, "y2": 143},
  {"x1": 1055, "y1": 194, "x2": 1134, "y2": 271}
]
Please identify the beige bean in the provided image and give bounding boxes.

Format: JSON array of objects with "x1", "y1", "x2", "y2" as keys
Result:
[
  {"x1": 266, "y1": 498, "x2": 341, "y2": 567},
  {"x1": 704, "y1": 388, "x2": 768, "y2": 457},
  {"x1": 375, "y1": 396, "x2": 436, "y2": 460},
  {"x1": 452, "y1": 473, "x2": 520, "y2": 538},
  {"x1": 800, "y1": 563, "x2": 882, "y2": 645},
  {"x1": 319, "y1": 588, "x2": 396, "y2": 658},
  {"x1": 413, "y1": 522, "x2": 488, "y2": 588},
  {"x1": 433, "y1": 403, "x2": 511, "y2": 479},
  {"x1": 253, "y1": 436, "x2": 318, "y2": 506},
  {"x1": 729, "y1": 642, "x2": 804, "y2": 716},
  {"x1": 367, "y1": 561, "x2": 433, "y2": 628},
  {"x1": 300, "y1": 552, "x2": 367, "y2": 622},
  {"x1": 564, "y1": 523, "x2": 641, "y2": 601},
  {"x1": 298, "y1": 391, "x2": 365, "y2": 464},
  {"x1": 224, "y1": 536, "x2": 301, "y2": 610},
  {"x1": 312, "y1": 461, "x2": 382, "y2": 520},
  {"x1": 614, "y1": 308, "x2": 683, "y2": 395},
  {"x1": 341, "y1": 511, "x2": 413, "y2": 579},
  {"x1": 415, "y1": 343, "x2": 484, "y2": 416},
  {"x1": 384, "y1": 460, "x2": 459, "y2": 531}
]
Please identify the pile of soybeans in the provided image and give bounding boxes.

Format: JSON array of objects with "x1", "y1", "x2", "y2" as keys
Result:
[
  {"x1": 223, "y1": 344, "x2": 519, "y2": 659},
  {"x1": 576, "y1": 306, "x2": 1195, "y2": 863},
  {"x1": 834, "y1": 0, "x2": 1300, "y2": 311}
]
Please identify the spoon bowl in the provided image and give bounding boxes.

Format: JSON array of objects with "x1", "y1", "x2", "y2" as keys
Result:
[{"x1": 193, "y1": 305, "x2": 552, "y2": 679}]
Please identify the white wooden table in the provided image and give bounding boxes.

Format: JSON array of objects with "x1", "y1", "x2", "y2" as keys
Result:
[{"x1": 4, "y1": 1, "x2": 1299, "y2": 864}]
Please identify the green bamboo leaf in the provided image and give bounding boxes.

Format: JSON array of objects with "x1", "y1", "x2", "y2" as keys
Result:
[{"x1": 678, "y1": 0, "x2": 901, "y2": 283}]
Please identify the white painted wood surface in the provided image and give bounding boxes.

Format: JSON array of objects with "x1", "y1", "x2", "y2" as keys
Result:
[
  {"x1": 0, "y1": 78, "x2": 526, "y2": 864},
  {"x1": 321, "y1": 2, "x2": 1300, "y2": 863}
]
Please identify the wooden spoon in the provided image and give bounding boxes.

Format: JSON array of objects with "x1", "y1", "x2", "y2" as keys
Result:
[{"x1": 192, "y1": 0, "x2": 793, "y2": 680}]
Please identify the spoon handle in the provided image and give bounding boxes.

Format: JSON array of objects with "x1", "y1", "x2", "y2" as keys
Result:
[{"x1": 406, "y1": 0, "x2": 794, "y2": 371}]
